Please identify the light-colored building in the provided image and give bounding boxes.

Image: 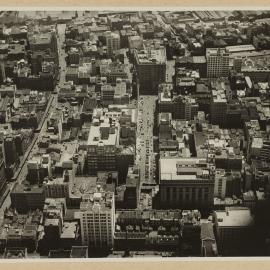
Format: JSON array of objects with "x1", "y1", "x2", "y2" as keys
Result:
[
  {"x1": 44, "y1": 170, "x2": 72, "y2": 199},
  {"x1": 214, "y1": 169, "x2": 226, "y2": 199},
  {"x1": 85, "y1": 117, "x2": 120, "y2": 175},
  {"x1": 75, "y1": 186, "x2": 115, "y2": 248},
  {"x1": 159, "y1": 157, "x2": 215, "y2": 209},
  {"x1": 128, "y1": 35, "x2": 143, "y2": 51},
  {"x1": 206, "y1": 48, "x2": 230, "y2": 78},
  {"x1": 225, "y1": 44, "x2": 255, "y2": 54},
  {"x1": 105, "y1": 31, "x2": 120, "y2": 57},
  {"x1": 244, "y1": 120, "x2": 266, "y2": 162}
]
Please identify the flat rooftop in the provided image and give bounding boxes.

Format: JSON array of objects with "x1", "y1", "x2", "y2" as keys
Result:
[
  {"x1": 70, "y1": 176, "x2": 97, "y2": 199},
  {"x1": 11, "y1": 184, "x2": 44, "y2": 194},
  {"x1": 29, "y1": 33, "x2": 52, "y2": 45},
  {"x1": 61, "y1": 222, "x2": 78, "y2": 239},
  {"x1": 215, "y1": 207, "x2": 254, "y2": 227},
  {"x1": 212, "y1": 89, "x2": 227, "y2": 103},
  {"x1": 160, "y1": 157, "x2": 211, "y2": 181},
  {"x1": 135, "y1": 47, "x2": 166, "y2": 64},
  {"x1": 225, "y1": 44, "x2": 255, "y2": 53},
  {"x1": 206, "y1": 48, "x2": 229, "y2": 57},
  {"x1": 87, "y1": 122, "x2": 119, "y2": 146},
  {"x1": 79, "y1": 189, "x2": 114, "y2": 212}
]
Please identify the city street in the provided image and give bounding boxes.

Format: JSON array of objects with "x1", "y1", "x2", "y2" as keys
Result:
[
  {"x1": 0, "y1": 23, "x2": 67, "y2": 222},
  {"x1": 136, "y1": 95, "x2": 157, "y2": 186},
  {"x1": 57, "y1": 24, "x2": 67, "y2": 88}
]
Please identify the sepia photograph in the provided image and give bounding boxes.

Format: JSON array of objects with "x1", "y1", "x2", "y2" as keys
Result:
[{"x1": 0, "y1": 8, "x2": 269, "y2": 264}]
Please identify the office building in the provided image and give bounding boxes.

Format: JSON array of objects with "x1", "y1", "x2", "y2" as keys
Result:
[
  {"x1": 105, "y1": 31, "x2": 120, "y2": 57},
  {"x1": 233, "y1": 57, "x2": 242, "y2": 73},
  {"x1": 210, "y1": 88, "x2": 227, "y2": 127},
  {"x1": 43, "y1": 170, "x2": 71, "y2": 199},
  {"x1": 85, "y1": 119, "x2": 119, "y2": 175},
  {"x1": 123, "y1": 166, "x2": 140, "y2": 209},
  {"x1": 10, "y1": 184, "x2": 45, "y2": 214},
  {"x1": 75, "y1": 186, "x2": 115, "y2": 249},
  {"x1": 159, "y1": 158, "x2": 215, "y2": 209},
  {"x1": 214, "y1": 169, "x2": 226, "y2": 200},
  {"x1": 3, "y1": 135, "x2": 18, "y2": 166},
  {"x1": 134, "y1": 45, "x2": 166, "y2": 95},
  {"x1": 206, "y1": 48, "x2": 230, "y2": 78},
  {"x1": 158, "y1": 88, "x2": 198, "y2": 120},
  {"x1": 213, "y1": 207, "x2": 255, "y2": 255}
]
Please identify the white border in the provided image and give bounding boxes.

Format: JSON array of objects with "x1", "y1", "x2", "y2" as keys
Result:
[{"x1": 0, "y1": 7, "x2": 270, "y2": 10}]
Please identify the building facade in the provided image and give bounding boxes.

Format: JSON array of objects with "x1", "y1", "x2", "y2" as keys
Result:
[
  {"x1": 105, "y1": 31, "x2": 120, "y2": 57},
  {"x1": 159, "y1": 158, "x2": 215, "y2": 209},
  {"x1": 213, "y1": 207, "x2": 255, "y2": 256},
  {"x1": 206, "y1": 48, "x2": 230, "y2": 78},
  {"x1": 134, "y1": 46, "x2": 166, "y2": 95},
  {"x1": 75, "y1": 187, "x2": 115, "y2": 249}
]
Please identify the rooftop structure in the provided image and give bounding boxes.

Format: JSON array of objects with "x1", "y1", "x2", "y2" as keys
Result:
[
  {"x1": 159, "y1": 157, "x2": 214, "y2": 181},
  {"x1": 135, "y1": 47, "x2": 166, "y2": 65}
]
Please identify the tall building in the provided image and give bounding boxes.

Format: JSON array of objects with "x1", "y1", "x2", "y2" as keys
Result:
[
  {"x1": 159, "y1": 157, "x2": 215, "y2": 209},
  {"x1": 210, "y1": 88, "x2": 227, "y2": 127},
  {"x1": 214, "y1": 169, "x2": 226, "y2": 200},
  {"x1": 75, "y1": 186, "x2": 115, "y2": 249},
  {"x1": 105, "y1": 31, "x2": 120, "y2": 57},
  {"x1": 3, "y1": 135, "x2": 18, "y2": 166},
  {"x1": 134, "y1": 45, "x2": 166, "y2": 95},
  {"x1": 0, "y1": 55, "x2": 6, "y2": 84},
  {"x1": 68, "y1": 47, "x2": 80, "y2": 65},
  {"x1": 42, "y1": 198, "x2": 67, "y2": 252},
  {"x1": 213, "y1": 207, "x2": 255, "y2": 256},
  {"x1": 233, "y1": 57, "x2": 242, "y2": 73},
  {"x1": 29, "y1": 32, "x2": 57, "y2": 53},
  {"x1": 206, "y1": 48, "x2": 230, "y2": 78},
  {"x1": 10, "y1": 184, "x2": 45, "y2": 214},
  {"x1": 43, "y1": 170, "x2": 71, "y2": 199},
  {"x1": 158, "y1": 88, "x2": 198, "y2": 121},
  {"x1": 85, "y1": 119, "x2": 119, "y2": 175},
  {"x1": 124, "y1": 166, "x2": 140, "y2": 209}
]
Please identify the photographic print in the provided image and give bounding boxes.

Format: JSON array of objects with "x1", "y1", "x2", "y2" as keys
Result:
[{"x1": 0, "y1": 9, "x2": 269, "y2": 261}]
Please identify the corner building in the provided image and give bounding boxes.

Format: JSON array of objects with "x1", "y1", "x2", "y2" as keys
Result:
[
  {"x1": 134, "y1": 45, "x2": 166, "y2": 95},
  {"x1": 159, "y1": 158, "x2": 215, "y2": 209}
]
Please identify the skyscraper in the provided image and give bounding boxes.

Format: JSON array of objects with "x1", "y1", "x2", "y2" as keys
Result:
[
  {"x1": 210, "y1": 87, "x2": 228, "y2": 127},
  {"x1": 206, "y1": 48, "x2": 230, "y2": 78},
  {"x1": 105, "y1": 31, "x2": 120, "y2": 57},
  {"x1": 3, "y1": 135, "x2": 18, "y2": 166},
  {"x1": 233, "y1": 57, "x2": 242, "y2": 73},
  {"x1": 134, "y1": 45, "x2": 166, "y2": 95}
]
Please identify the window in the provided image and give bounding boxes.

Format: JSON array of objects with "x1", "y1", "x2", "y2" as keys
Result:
[
  {"x1": 172, "y1": 187, "x2": 177, "y2": 200},
  {"x1": 198, "y1": 188, "x2": 202, "y2": 199},
  {"x1": 167, "y1": 187, "x2": 170, "y2": 199}
]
